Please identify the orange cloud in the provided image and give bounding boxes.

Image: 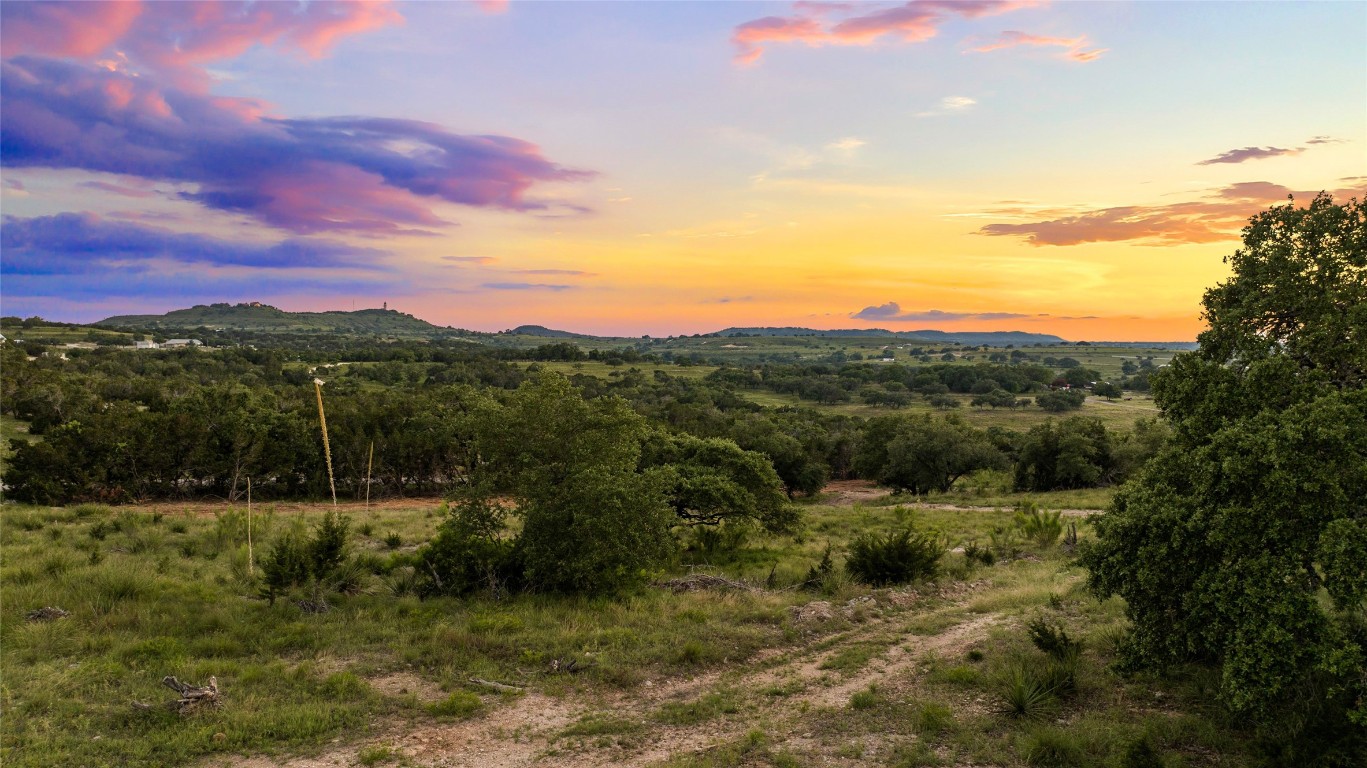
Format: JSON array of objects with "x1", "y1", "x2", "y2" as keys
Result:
[
  {"x1": 977, "y1": 181, "x2": 1367, "y2": 246},
  {"x1": 969, "y1": 30, "x2": 1106, "y2": 61},
  {"x1": 733, "y1": 0, "x2": 1033, "y2": 65}
]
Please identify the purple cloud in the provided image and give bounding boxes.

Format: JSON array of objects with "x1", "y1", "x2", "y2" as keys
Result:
[
  {"x1": 1, "y1": 212, "x2": 407, "y2": 304},
  {"x1": 1, "y1": 212, "x2": 387, "y2": 274},
  {"x1": 1197, "y1": 146, "x2": 1302, "y2": 165},
  {"x1": 851, "y1": 302, "x2": 1031, "y2": 322},
  {"x1": 513, "y1": 269, "x2": 596, "y2": 276},
  {"x1": 1, "y1": 57, "x2": 595, "y2": 234}
]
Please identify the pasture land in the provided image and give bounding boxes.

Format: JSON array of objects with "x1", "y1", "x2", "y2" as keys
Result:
[{"x1": 2, "y1": 488, "x2": 1251, "y2": 768}]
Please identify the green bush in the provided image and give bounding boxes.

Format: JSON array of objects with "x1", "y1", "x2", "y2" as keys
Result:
[
  {"x1": 418, "y1": 497, "x2": 519, "y2": 597},
  {"x1": 519, "y1": 468, "x2": 675, "y2": 594},
  {"x1": 309, "y1": 510, "x2": 350, "y2": 577},
  {"x1": 261, "y1": 529, "x2": 311, "y2": 605},
  {"x1": 845, "y1": 527, "x2": 944, "y2": 586}
]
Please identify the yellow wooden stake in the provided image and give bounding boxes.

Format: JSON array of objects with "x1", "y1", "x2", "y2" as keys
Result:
[
  {"x1": 314, "y1": 378, "x2": 337, "y2": 508},
  {"x1": 247, "y1": 476, "x2": 254, "y2": 577},
  {"x1": 365, "y1": 439, "x2": 374, "y2": 512}
]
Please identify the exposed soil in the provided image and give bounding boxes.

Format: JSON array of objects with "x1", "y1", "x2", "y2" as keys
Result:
[
  {"x1": 210, "y1": 585, "x2": 1006, "y2": 768},
  {"x1": 819, "y1": 479, "x2": 889, "y2": 506}
]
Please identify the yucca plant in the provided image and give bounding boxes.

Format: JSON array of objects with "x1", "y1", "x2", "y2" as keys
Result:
[{"x1": 1014, "y1": 501, "x2": 1064, "y2": 549}]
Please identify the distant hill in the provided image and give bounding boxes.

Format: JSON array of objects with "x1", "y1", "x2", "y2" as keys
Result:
[
  {"x1": 508, "y1": 324, "x2": 595, "y2": 339},
  {"x1": 717, "y1": 326, "x2": 1068, "y2": 346},
  {"x1": 98, "y1": 303, "x2": 466, "y2": 338}
]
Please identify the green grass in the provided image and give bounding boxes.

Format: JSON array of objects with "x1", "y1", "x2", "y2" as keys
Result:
[
  {"x1": 0, "y1": 495, "x2": 1256, "y2": 768},
  {"x1": 735, "y1": 389, "x2": 1159, "y2": 431},
  {"x1": 519, "y1": 360, "x2": 719, "y2": 380}
]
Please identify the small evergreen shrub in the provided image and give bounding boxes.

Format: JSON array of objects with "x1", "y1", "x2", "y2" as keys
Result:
[
  {"x1": 309, "y1": 510, "x2": 350, "y2": 577},
  {"x1": 803, "y1": 545, "x2": 835, "y2": 591},
  {"x1": 963, "y1": 540, "x2": 996, "y2": 566},
  {"x1": 845, "y1": 528, "x2": 944, "y2": 586},
  {"x1": 261, "y1": 529, "x2": 310, "y2": 605}
]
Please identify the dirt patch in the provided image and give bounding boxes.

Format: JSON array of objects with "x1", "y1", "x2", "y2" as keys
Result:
[
  {"x1": 368, "y1": 672, "x2": 447, "y2": 704},
  {"x1": 915, "y1": 503, "x2": 1097, "y2": 518},
  {"x1": 821, "y1": 479, "x2": 890, "y2": 506},
  {"x1": 212, "y1": 598, "x2": 1003, "y2": 768}
]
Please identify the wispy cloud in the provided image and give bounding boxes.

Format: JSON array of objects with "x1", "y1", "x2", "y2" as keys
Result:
[
  {"x1": 78, "y1": 179, "x2": 159, "y2": 198},
  {"x1": 969, "y1": 30, "x2": 1106, "y2": 62},
  {"x1": 826, "y1": 137, "x2": 867, "y2": 152},
  {"x1": 976, "y1": 180, "x2": 1367, "y2": 246},
  {"x1": 917, "y1": 95, "x2": 976, "y2": 117},
  {"x1": 733, "y1": 1, "x2": 1034, "y2": 65},
  {"x1": 481, "y1": 282, "x2": 574, "y2": 291},
  {"x1": 442, "y1": 256, "x2": 497, "y2": 265},
  {"x1": 1, "y1": 212, "x2": 387, "y2": 272},
  {"x1": 0, "y1": 212, "x2": 404, "y2": 302},
  {"x1": 851, "y1": 302, "x2": 1032, "y2": 322},
  {"x1": 513, "y1": 269, "x2": 596, "y2": 277},
  {"x1": 1197, "y1": 146, "x2": 1303, "y2": 165}
]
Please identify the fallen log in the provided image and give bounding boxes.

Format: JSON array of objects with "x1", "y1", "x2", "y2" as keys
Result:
[
  {"x1": 469, "y1": 677, "x2": 523, "y2": 693},
  {"x1": 656, "y1": 574, "x2": 755, "y2": 593}
]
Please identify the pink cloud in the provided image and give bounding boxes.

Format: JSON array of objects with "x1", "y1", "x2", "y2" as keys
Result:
[
  {"x1": 0, "y1": 1, "x2": 142, "y2": 59},
  {"x1": 733, "y1": 0, "x2": 1033, "y2": 64},
  {"x1": 976, "y1": 181, "x2": 1367, "y2": 246},
  {"x1": 0, "y1": 1, "x2": 404, "y2": 89},
  {"x1": 970, "y1": 30, "x2": 1106, "y2": 62}
]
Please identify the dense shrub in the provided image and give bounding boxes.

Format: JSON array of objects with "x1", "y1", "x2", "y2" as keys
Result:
[
  {"x1": 845, "y1": 527, "x2": 944, "y2": 586},
  {"x1": 418, "y1": 497, "x2": 520, "y2": 597},
  {"x1": 1035, "y1": 389, "x2": 1086, "y2": 412}
]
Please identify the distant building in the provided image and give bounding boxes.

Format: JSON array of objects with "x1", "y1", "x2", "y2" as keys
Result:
[
  {"x1": 163, "y1": 339, "x2": 202, "y2": 348},
  {"x1": 135, "y1": 340, "x2": 160, "y2": 349}
]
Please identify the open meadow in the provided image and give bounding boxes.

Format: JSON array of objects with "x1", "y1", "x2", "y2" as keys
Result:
[{"x1": 2, "y1": 485, "x2": 1255, "y2": 768}]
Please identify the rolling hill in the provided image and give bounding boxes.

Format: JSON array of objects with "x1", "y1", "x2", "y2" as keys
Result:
[{"x1": 98, "y1": 303, "x2": 468, "y2": 338}]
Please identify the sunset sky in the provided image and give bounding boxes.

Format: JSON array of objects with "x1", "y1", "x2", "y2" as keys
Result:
[{"x1": 2, "y1": 0, "x2": 1363, "y2": 340}]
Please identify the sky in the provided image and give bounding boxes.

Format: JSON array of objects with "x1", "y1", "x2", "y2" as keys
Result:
[{"x1": 1, "y1": 0, "x2": 1363, "y2": 341}]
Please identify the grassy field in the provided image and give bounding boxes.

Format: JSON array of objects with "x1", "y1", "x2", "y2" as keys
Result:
[
  {"x1": 520, "y1": 361, "x2": 721, "y2": 380},
  {"x1": 1, "y1": 494, "x2": 1253, "y2": 767},
  {"x1": 514, "y1": 360, "x2": 1162, "y2": 432},
  {"x1": 739, "y1": 390, "x2": 1159, "y2": 431}
]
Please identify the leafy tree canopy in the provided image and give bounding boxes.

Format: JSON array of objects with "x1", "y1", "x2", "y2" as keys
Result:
[{"x1": 1081, "y1": 194, "x2": 1367, "y2": 758}]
